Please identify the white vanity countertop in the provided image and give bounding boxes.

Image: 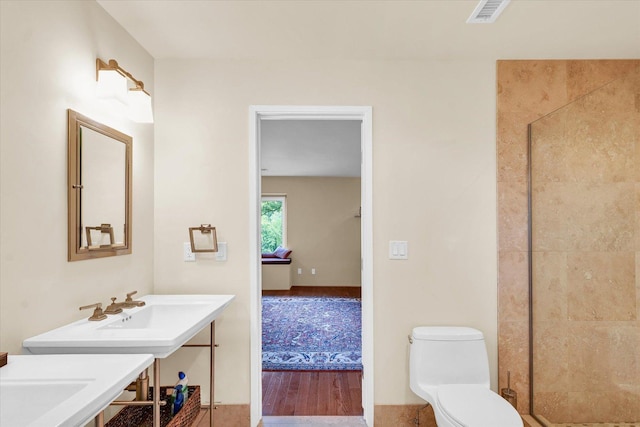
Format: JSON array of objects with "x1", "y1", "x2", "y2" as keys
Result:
[
  {"x1": 23, "y1": 294, "x2": 236, "y2": 358},
  {"x1": 0, "y1": 353, "x2": 154, "y2": 427}
]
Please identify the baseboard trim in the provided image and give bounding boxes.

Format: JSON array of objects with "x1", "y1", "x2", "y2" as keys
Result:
[
  {"x1": 205, "y1": 404, "x2": 250, "y2": 426},
  {"x1": 374, "y1": 404, "x2": 437, "y2": 427}
]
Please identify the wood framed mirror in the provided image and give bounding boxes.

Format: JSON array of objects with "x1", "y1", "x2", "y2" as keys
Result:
[{"x1": 68, "y1": 109, "x2": 132, "y2": 261}]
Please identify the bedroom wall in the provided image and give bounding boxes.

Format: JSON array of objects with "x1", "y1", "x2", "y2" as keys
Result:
[
  {"x1": 262, "y1": 176, "x2": 361, "y2": 287},
  {"x1": 0, "y1": 1, "x2": 154, "y2": 354}
]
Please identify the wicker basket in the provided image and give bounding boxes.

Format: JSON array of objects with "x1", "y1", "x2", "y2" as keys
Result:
[{"x1": 105, "y1": 386, "x2": 201, "y2": 427}]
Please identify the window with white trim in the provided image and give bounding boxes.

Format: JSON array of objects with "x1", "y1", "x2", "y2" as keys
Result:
[{"x1": 261, "y1": 195, "x2": 286, "y2": 253}]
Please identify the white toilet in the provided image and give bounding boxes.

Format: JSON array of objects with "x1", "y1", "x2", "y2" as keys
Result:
[{"x1": 409, "y1": 326, "x2": 523, "y2": 427}]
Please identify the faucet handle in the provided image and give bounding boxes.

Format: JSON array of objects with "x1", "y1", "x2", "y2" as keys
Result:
[
  {"x1": 104, "y1": 297, "x2": 123, "y2": 315},
  {"x1": 125, "y1": 290, "x2": 146, "y2": 307},
  {"x1": 79, "y1": 303, "x2": 107, "y2": 321}
]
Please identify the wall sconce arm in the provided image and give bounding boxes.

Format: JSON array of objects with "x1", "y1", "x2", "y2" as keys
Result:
[{"x1": 96, "y1": 58, "x2": 150, "y2": 96}]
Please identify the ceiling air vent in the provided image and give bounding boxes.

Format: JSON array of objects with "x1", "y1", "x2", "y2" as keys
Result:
[{"x1": 467, "y1": 0, "x2": 511, "y2": 23}]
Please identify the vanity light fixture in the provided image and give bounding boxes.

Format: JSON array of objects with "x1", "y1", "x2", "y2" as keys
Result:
[
  {"x1": 96, "y1": 60, "x2": 128, "y2": 105},
  {"x1": 128, "y1": 87, "x2": 154, "y2": 123},
  {"x1": 96, "y1": 58, "x2": 154, "y2": 123}
]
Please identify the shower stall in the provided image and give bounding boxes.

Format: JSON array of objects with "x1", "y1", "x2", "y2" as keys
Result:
[{"x1": 528, "y1": 67, "x2": 639, "y2": 425}]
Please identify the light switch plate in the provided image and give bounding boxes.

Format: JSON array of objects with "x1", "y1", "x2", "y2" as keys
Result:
[{"x1": 389, "y1": 241, "x2": 408, "y2": 260}]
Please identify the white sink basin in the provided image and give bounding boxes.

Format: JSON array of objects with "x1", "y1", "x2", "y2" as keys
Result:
[
  {"x1": 99, "y1": 303, "x2": 193, "y2": 330},
  {"x1": 23, "y1": 294, "x2": 235, "y2": 358},
  {"x1": 0, "y1": 354, "x2": 153, "y2": 427}
]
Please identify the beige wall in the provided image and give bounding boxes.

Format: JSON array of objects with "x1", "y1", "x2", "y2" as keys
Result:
[
  {"x1": 262, "y1": 176, "x2": 361, "y2": 287},
  {"x1": 153, "y1": 58, "x2": 499, "y2": 407},
  {"x1": 0, "y1": 1, "x2": 154, "y2": 353}
]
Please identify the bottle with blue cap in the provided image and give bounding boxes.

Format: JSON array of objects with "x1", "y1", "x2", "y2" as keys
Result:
[
  {"x1": 170, "y1": 371, "x2": 189, "y2": 415},
  {"x1": 172, "y1": 385, "x2": 185, "y2": 415},
  {"x1": 176, "y1": 371, "x2": 188, "y2": 400}
]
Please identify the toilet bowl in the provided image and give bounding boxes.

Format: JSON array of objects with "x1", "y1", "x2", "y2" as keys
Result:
[
  {"x1": 434, "y1": 384, "x2": 522, "y2": 426},
  {"x1": 409, "y1": 326, "x2": 523, "y2": 427}
]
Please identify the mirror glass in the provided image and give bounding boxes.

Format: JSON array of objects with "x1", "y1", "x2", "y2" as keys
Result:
[{"x1": 68, "y1": 109, "x2": 132, "y2": 261}]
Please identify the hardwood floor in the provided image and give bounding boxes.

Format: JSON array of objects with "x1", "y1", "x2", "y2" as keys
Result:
[
  {"x1": 262, "y1": 286, "x2": 363, "y2": 417},
  {"x1": 262, "y1": 370, "x2": 362, "y2": 416},
  {"x1": 193, "y1": 408, "x2": 211, "y2": 426}
]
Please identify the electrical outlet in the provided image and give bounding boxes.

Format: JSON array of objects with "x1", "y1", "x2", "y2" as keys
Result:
[
  {"x1": 311, "y1": 268, "x2": 316, "y2": 275},
  {"x1": 184, "y1": 242, "x2": 196, "y2": 262},
  {"x1": 297, "y1": 268, "x2": 302, "y2": 275},
  {"x1": 215, "y1": 242, "x2": 227, "y2": 261}
]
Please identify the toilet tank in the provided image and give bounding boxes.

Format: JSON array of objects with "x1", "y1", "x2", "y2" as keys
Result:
[{"x1": 410, "y1": 326, "x2": 490, "y2": 390}]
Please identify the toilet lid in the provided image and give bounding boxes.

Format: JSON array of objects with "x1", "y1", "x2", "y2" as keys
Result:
[{"x1": 436, "y1": 385, "x2": 522, "y2": 427}]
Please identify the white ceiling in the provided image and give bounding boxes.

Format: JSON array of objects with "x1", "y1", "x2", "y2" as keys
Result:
[
  {"x1": 95, "y1": 0, "x2": 640, "y2": 176},
  {"x1": 97, "y1": 0, "x2": 640, "y2": 61},
  {"x1": 260, "y1": 120, "x2": 361, "y2": 177}
]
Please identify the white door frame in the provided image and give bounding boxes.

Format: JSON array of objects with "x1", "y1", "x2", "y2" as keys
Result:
[{"x1": 249, "y1": 105, "x2": 374, "y2": 426}]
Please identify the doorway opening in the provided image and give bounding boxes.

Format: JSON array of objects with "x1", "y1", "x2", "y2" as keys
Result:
[{"x1": 249, "y1": 106, "x2": 373, "y2": 427}]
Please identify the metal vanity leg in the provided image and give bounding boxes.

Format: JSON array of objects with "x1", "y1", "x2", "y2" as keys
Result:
[
  {"x1": 154, "y1": 358, "x2": 161, "y2": 427},
  {"x1": 210, "y1": 321, "x2": 215, "y2": 427},
  {"x1": 136, "y1": 368, "x2": 149, "y2": 401},
  {"x1": 94, "y1": 411, "x2": 104, "y2": 427}
]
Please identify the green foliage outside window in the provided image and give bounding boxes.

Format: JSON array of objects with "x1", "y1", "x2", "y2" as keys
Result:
[{"x1": 261, "y1": 200, "x2": 283, "y2": 253}]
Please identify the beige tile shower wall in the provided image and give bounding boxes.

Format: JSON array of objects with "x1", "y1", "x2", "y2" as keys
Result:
[
  {"x1": 530, "y1": 68, "x2": 640, "y2": 423},
  {"x1": 496, "y1": 60, "x2": 640, "y2": 416}
]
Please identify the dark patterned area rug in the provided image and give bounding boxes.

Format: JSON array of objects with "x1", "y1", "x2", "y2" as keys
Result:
[{"x1": 262, "y1": 296, "x2": 362, "y2": 371}]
